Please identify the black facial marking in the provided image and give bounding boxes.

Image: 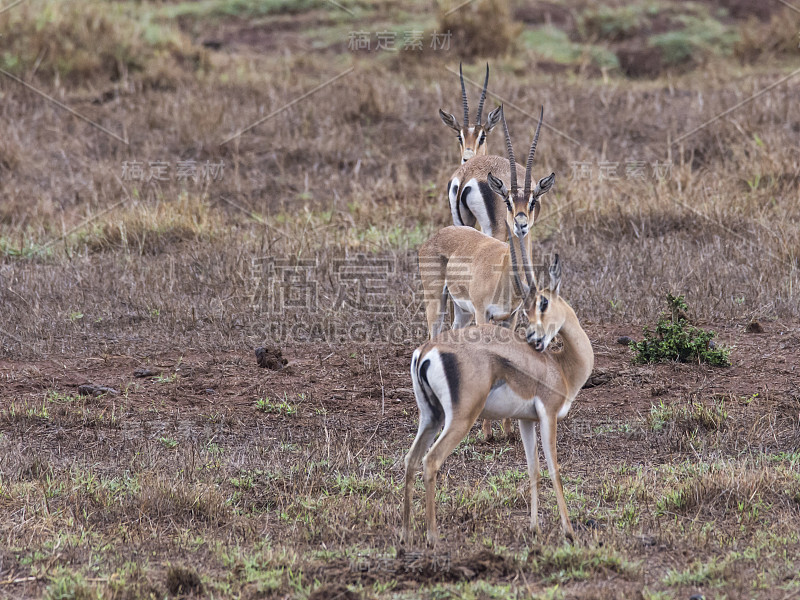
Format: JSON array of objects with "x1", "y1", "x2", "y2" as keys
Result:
[
  {"x1": 477, "y1": 180, "x2": 496, "y2": 228},
  {"x1": 418, "y1": 359, "x2": 444, "y2": 423},
  {"x1": 539, "y1": 296, "x2": 549, "y2": 313},
  {"x1": 439, "y1": 352, "x2": 461, "y2": 406}
]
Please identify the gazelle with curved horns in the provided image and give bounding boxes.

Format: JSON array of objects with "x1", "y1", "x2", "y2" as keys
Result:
[
  {"x1": 446, "y1": 103, "x2": 554, "y2": 242},
  {"x1": 403, "y1": 253, "x2": 594, "y2": 547},
  {"x1": 420, "y1": 106, "x2": 555, "y2": 439},
  {"x1": 422, "y1": 105, "x2": 554, "y2": 334},
  {"x1": 439, "y1": 63, "x2": 503, "y2": 165}
]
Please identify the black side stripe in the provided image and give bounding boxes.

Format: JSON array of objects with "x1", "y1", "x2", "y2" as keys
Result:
[
  {"x1": 457, "y1": 184, "x2": 471, "y2": 227},
  {"x1": 477, "y1": 180, "x2": 496, "y2": 232},
  {"x1": 418, "y1": 359, "x2": 444, "y2": 423},
  {"x1": 439, "y1": 352, "x2": 460, "y2": 406}
]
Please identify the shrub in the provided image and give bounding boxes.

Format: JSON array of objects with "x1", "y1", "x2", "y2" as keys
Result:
[
  {"x1": 437, "y1": 0, "x2": 521, "y2": 59},
  {"x1": 631, "y1": 294, "x2": 731, "y2": 366}
]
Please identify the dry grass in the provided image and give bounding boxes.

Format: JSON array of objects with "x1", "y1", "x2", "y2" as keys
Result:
[{"x1": 1, "y1": 0, "x2": 800, "y2": 598}]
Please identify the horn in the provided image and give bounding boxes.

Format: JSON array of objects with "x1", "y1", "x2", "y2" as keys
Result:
[
  {"x1": 459, "y1": 62, "x2": 469, "y2": 128},
  {"x1": 500, "y1": 106, "x2": 517, "y2": 194},
  {"x1": 505, "y1": 222, "x2": 527, "y2": 298},
  {"x1": 476, "y1": 63, "x2": 489, "y2": 124},
  {"x1": 524, "y1": 106, "x2": 544, "y2": 200},
  {"x1": 517, "y1": 230, "x2": 536, "y2": 289}
]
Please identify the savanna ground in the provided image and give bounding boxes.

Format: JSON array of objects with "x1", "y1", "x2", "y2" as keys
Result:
[{"x1": 1, "y1": 0, "x2": 799, "y2": 598}]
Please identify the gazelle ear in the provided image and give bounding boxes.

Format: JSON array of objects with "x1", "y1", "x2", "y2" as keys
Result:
[
  {"x1": 439, "y1": 109, "x2": 461, "y2": 132},
  {"x1": 532, "y1": 172, "x2": 555, "y2": 200},
  {"x1": 485, "y1": 106, "x2": 502, "y2": 132},
  {"x1": 487, "y1": 172, "x2": 508, "y2": 199},
  {"x1": 548, "y1": 253, "x2": 562, "y2": 296}
]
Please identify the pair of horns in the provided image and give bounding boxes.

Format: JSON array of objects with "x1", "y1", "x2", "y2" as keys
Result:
[
  {"x1": 459, "y1": 62, "x2": 490, "y2": 127},
  {"x1": 499, "y1": 104, "x2": 544, "y2": 202}
]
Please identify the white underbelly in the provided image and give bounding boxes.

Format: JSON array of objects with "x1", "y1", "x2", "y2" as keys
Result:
[{"x1": 481, "y1": 383, "x2": 538, "y2": 420}]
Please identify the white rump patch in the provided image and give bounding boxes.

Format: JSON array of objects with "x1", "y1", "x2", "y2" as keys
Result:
[
  {"x1": 462, "y1": 177, "x2": 493, "y2": 237},
  {"x1": 420, "y1": 349, "x2": 454, "y2": 429}
]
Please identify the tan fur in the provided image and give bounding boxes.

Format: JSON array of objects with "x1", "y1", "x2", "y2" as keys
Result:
[
  {"x1": 402, "y1": 284, "x2": 594, "y2": 547},
  {"x1": 419, "y1": 226, "x2": 530, "y2": 335}
]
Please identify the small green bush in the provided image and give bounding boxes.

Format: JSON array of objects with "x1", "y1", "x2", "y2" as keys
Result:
[{"x1": 632, "y1": 295, "x2": 731, "y2": 366}]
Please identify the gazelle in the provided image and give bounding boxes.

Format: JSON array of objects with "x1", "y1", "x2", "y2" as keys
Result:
[
  {"x1": 439, "y1": 63, "x2": 503, "y2": 165},
  {"x1": 403, "y1": 253, "x2": 594, "y2": 547},
  {"x1": 446, "y1": 104, "x2": 553, "y2": 242},
  {"x1": 420, "y1": 106, "x2": 555, "y2": 438}
]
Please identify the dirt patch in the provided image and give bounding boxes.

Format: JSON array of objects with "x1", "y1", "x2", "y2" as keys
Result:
[
  {"x1": 166, "y1": 565, "x2": 204, "y2": 596},
  {"x1": 701, "y1": 0, "x2": 779, "y2": 21},
  {"x1": 308, "y1": 584, "x2": 363, "y2": 600},
  {"x1": 514, "y1": 2, "x2": 574, "y2": 27},
  {"x1": 255, "y1": 345, "x2": 288, "y2": 370},
  {"x1": 616, "y1": 45, "x2": 668, "y2": 78}
]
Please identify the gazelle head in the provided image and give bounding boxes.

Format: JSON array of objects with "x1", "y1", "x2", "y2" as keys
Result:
[
  {"x1": 439, "y1": 63, "x2": 502, "y2": 164},
  {"x1": 524, "y1": 254, "x2": 565, "y2": 352},
  {"x1": 510, "y1": 245, "x2": 569, "y2": 352},
  {"x1": 486, "y1": 105, "x2": 555, "y2": 240}
]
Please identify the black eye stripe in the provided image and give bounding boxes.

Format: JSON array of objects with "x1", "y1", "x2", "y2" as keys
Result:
[{"x1": 540, "y1": 297, "x2": 549, "y2": 312}]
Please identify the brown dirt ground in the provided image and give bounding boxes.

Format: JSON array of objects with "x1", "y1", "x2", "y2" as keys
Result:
[{"x1": 2, "y1": 322, "x2": 797, "y2": 439}]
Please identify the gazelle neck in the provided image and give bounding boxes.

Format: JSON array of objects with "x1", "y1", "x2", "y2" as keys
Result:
[
  {"x1": 553, "y1": 304, "x2": 594, "y2": 400},
  {"x1": 507, "y1": 230, "x2": 536, "y2": 295}
]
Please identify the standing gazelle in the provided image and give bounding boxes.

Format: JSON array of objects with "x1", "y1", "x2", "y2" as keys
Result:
[
  {"x1": 420, "y1": 106, "x2": 554, "y2": 438},
  {"x1": 439, "y1": 63, "x2": 503, "y2": 165},
  {"x1": 446, "y1": 104, "x2": 553, "y2": 242},
  {"x1": 421, "y1": 105, "x2": 554, "y2": 334},
  {"x1": 403, "y1": 254, "x2": 594, "y2": 547}
]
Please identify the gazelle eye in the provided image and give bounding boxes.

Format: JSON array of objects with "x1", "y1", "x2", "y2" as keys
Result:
[
  {"x1": 478, "y1": 134, "x2": 486, "y2": 145},
  {"x1": 540, "y1": 297, "x2": 549, "y2": 312}
]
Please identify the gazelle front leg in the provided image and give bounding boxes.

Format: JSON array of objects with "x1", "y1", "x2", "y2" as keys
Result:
[
  {"x1": 536, "y1": 402, "x2": 575, "y2": 541},
  {"x1": 518, "y1": 419, "x2": 541, "y2": 535}
]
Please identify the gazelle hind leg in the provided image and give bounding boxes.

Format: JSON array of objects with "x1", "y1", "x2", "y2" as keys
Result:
[
  {"x1": 431, "y1": 285, "x2": 449, "y2": 338},
  {"x1": 422, "y1": 417, "x2": 476, "y2": 547},
  {"x1": 518, "y1": 420, "x2": 541, "y2": 535},
  {"x1": 537, "y1": 405, "x2": 575, "y2": 541},
  {"x1": 424, "y1": 283, "x2": 445, "y2": 339},
  {"x1": 403, "y1": 418, "x2": 441, "y2": 544},
  {"x1": 452, "y1": 302, "x2": 473, "y2": 329}
]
